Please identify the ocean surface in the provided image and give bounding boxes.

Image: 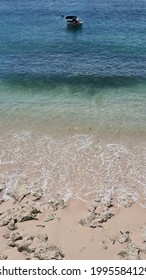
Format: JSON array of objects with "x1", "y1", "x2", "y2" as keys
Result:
[{"x1": 0, "y1": 0, "x2": 146, "y2": 206}]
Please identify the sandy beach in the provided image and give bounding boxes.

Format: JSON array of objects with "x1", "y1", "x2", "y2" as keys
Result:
[
  {"x1": 0, "y1": 188, "x2": 146, "y2": 260},
  {"x1": 0, "y1": 0, "x2": 146, "y2": 263}
]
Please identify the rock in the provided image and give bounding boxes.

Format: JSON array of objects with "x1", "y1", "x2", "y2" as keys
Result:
[
  {"x1": 80, "y1": 202, "x2": 114, "y2": 228},
  {"x1": 19, "y1": 212, "x2": 37, "y2": 222},
  {"x1": 45, "y1": 214, "x2": 55, "y2": 222},
  {"x1": 0, "y1": 254, "x2": 7, "y2": 260},
  {"x1": 17, "y1": 236, "x2": 34, "y2": 252},
  {"x1": 31, "y1": 181, "x2": 44, "y2": 200},
  {"x1": 0, "y1": 209, "x2": 13, "y2": 226},
  {"x1": 119, "y1": 231, "x2": 131, "y2": 244},
  {"x1": 116, "y1": 230, "x2": 141, "y2": 260},
  {"x1": 27, "y1": 237, "x2": 39, "y2": 253},
  {"x1": 33, "y1": 243, "x2": 48, "y2": 259},
  {"x1": 10, "y1": 232, "x2": 22, "y2": 241},
  {"x1": 109, "y1": 237, "x2": 117, "y2": 245},
  {"x1": 28, "y1": 240, "x2": 65, "y2": 260},
  {"x1": 7, "y1": 219, "x2": 18, "y2": 231},
  {"x1": 32, "y1": 190, "x2": 43, "y2": 201},
  {"x1": 17, "y1": 242, "x2": 30, "y2": 252},
  {"x1": 8, "y1": 240, "x2": 16, "y2": 247},
  {"x1": 1, "y1": 203, "x2": 41, "y2": 226},
  {"x1": 14, "y1": 231, "x2": 65, "y2": 260},
  {"x1": 99, "y1": 211, "x2": 114, "y2": 223},
  {"x1": 117, "y1": 250, "x2": 127, "y2": 258},
  {"x1": 30, "y1": 206, "x2": 41, "y2": 215},
  {"x1": 19, "y1": 206, "x2": 40, "y2": 222},
  {"x1": 90, "y1": 219, "x2": 103, "y2": 228},
  {"x1": 3, "y1": 233, "x2": 10, "y2": 239},
  {"x1": 8, "y1": 232, "x2": 23, "y2": 247},
  {"x1": 117, "y1": 242, "x2": 140, "y2": 260},
  {"x1": 36, "y1": 224, "x2": 45, "y2": 228},
  {"x1": 94, "y1": 197, "x2": 101, "y2": 203},
  {"x1": 0, "y1": 203, "x2": 25, "y2": 227},
  {"x1": 48, "y1": 245, "x2": 65, "y2": 259},
  {"x1": 49, "y1": 194, "x2": 65, "y2": 211},
  {"x1": 138, "y1": 225, "x2": 146, "y2": 254},
  {"x1": 79, "y1": 212, "x2": 98, "y2": 226},
  {"x1": 44, "y1": 213, "x2": 59, "y2": 222},
  {"x1": 103, "y1": 198, "x2": 113, "y2": 208},
  {"x1": 11, "y1": 188, "x2": 31, "y2": 202},
  {"x1": 79, "y1": 195, "x2": 115, "y2": 228},
  {"x1": 45, "y1": 250, "x2": 58, "y2": 259},
  {"x1": 37, "y1": 233, "x2": 48, "y2": 242}
]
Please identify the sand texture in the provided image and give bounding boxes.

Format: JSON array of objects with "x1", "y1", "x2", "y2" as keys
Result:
[{"x1": 0, "y1": 188, "x2": 146, "y2": 260}]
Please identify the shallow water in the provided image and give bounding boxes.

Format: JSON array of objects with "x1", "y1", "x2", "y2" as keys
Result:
[{"x1": 0, "y1": 0, "x2": 146, "y2": 206}]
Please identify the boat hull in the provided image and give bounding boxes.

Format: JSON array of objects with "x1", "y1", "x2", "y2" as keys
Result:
[
  {"x1": 65, "y1": 16, "x2": 83, "y2": 28},
  {"x1": 67, "y1": 22, "x2": 83, "y2": 28}
]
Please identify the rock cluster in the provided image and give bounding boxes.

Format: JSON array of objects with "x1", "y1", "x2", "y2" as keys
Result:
[
  {"x1": 0, "y1": 185, "x2": 145, "y2": 260},
  {"x1": 0, "y1": 188, "x2": 66, "y2": 228},
  {"x1": 79, "y1": 195, "x2": 146, "y2": 259},
  {"x1": 112, "y1": 231, "x2": 141, "y2": 259},
  {"x1": 0, "y1": 187, "x2": 65, "y2": 260},
  {"x1": 0, "y1": 203, "x2": 41, "y2": 228},
  {"x1": 3, "y1": 232, "x2": 64, "y2": 260},
  {"x1": 79, "y1": 197, "x2": 115, "y2": 228},
  {"x1": 47, "y1": 194, "x2": 66, "y2": 211}
]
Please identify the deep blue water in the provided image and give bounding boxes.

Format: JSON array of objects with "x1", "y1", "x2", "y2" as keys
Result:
[
  {"x1": 0, "y1": 0, "x2": 146, "y2": 79},
  {"x1": 0, "y1": 0, "x2": 146, "y2": 132},
  {"x1": 0, "y1": 0, "x2": 146, "y2": 134}
]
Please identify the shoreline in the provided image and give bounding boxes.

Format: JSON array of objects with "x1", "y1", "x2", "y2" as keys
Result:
[
  {"x1": 0, "y1": 130, "x2": 146, "y2": 208},
  {"x1": 0, "y1": 190, "x2": 146, "y2": 260}
]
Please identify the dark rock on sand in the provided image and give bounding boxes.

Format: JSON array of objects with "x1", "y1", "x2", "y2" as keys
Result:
[
  {"x1": 8, "y1": 232, "x2": 23, "y2": 247},
  {"x1": 113, "y1": 231, "x2": 141, "y2": 260},
  {"x1": 80, "y1": 197, "x2": 115, "y2": 228},
  {"x1": 15, "y1": 232, "x2": 65, "y2": 260},
  {"x1": 17, "y1": 235, "x2": 34, "y2": 252},
  {"x1": 48, "y1": 194, "x2": 65, "y2": 211}
]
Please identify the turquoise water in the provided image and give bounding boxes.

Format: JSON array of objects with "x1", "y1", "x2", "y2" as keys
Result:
[{"x1": 0, "y1": 0, "x2": 146, "y2": 205}]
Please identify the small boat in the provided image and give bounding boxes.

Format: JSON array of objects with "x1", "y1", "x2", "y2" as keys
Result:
[{"x1": 65, "y1": 16, "x2": 83, "y2": 28}]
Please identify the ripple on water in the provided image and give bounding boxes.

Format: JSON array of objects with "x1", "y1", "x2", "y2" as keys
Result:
[{"x1": 0, "y1": 131, "x2": 146, "y2": 207}]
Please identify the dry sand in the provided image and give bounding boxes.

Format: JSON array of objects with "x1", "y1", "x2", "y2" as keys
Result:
[{"x1": 0, "y1": 190, "x2": 146, "y2": 260}]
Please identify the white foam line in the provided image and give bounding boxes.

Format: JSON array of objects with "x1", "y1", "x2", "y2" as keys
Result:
[{"x1": 0, "y1": 132, "x2": 146, "y2": 206}]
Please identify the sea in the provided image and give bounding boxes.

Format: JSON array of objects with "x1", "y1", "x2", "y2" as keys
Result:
[{"x1": 0, "y1": 0, "x2": 146, "y2": 206}]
